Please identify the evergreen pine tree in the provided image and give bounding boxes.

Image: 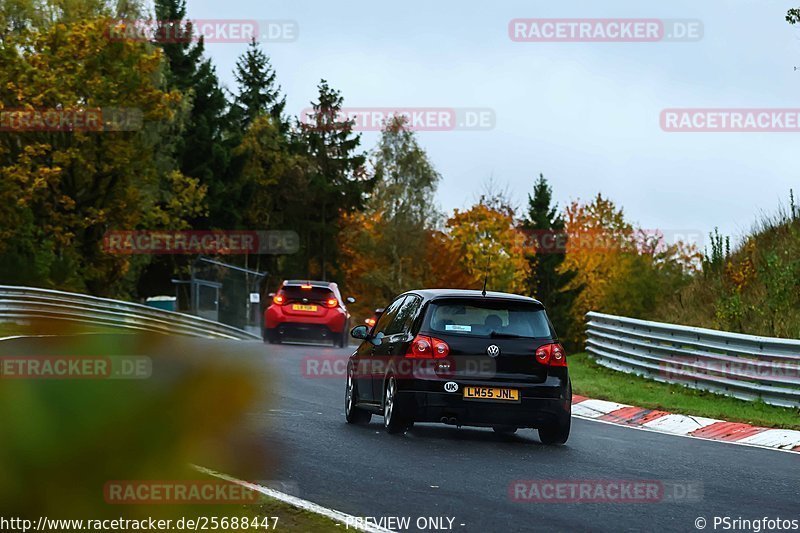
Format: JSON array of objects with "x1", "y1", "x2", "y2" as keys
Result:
[
  {"x1": 522, "y1": 174, "x2": 581, "y2": 349},
  {"x1": 299, "y1": 80, "x2": 371, "y2": 279}
]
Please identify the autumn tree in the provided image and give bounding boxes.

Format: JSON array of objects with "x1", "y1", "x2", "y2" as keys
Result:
[
  {"x1": 560, "y1": 194, "x2": 696, "y2": 347},
  {"x1": 445, "y1": 201, "x2": 530, "y2": 294},
  {"x1": 0, "y1": 4, "x2": 204, "y2": 296},
  {"x1": 338, "y1": 116, "x2": 442, "y2": 316}
]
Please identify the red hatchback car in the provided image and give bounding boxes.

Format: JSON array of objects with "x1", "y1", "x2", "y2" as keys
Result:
[{"x1": 264, "y1": 280, "x2": 354, "y2": 346}]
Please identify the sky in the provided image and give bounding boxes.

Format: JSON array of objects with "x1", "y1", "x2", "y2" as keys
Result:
[{"x1": 181, "y1": 0, "x2": 800, "y2": 249}]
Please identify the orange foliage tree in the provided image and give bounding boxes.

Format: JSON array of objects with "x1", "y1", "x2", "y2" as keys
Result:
[{"x1": 445, "y1": 202, "x2": 530, "y2": 294}]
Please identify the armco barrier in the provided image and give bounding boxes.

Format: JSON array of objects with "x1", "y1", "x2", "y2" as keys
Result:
[
  {"x1": 0, "y1": 285, "x2": 260, "y2": 341},
  {"x1": 585, "y1": 311, "x2": 800, "y2": 408}
]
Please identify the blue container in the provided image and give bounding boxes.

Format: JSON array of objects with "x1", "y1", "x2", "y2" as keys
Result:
[{"x1": 145, "y1": 296, "x2": 177, "y2": 312}]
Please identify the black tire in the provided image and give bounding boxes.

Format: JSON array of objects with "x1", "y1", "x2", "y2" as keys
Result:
[
  {"x1": 383, "y1": 376, "x2": 411, "y2": 434},
  {"x1": 538, "y1": 415, "x2": 571, "y2": 445},
  {"x1": 539, "y1": 379, "x2": 572, "y2": 444},
  {"x1": 265, "y1": 328, "x2": 281, "y2": 344},
  {"x1": 345, "y1": 362, "x2": 371, "y2": 425},
  {"x1": 493, "y1": 426, "x2": 518, "y2": 434}
]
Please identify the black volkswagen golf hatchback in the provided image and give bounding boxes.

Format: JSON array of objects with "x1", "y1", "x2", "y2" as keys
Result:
[{"x1": 345, "y1": 289, "x2": 571, "y2": 444}]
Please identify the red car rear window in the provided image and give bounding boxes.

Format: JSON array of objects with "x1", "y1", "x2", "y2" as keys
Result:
[{"x1": 281, "y1": 286, "x2": 333, "y2": 302}]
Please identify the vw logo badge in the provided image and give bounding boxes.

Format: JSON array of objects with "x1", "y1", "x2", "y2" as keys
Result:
[
  {"x1": 486, "y1": 344, "x2": 500, "y2": 357},
  {"x1": 444, "y1": 381, "x2": 458, "y2": 393}
]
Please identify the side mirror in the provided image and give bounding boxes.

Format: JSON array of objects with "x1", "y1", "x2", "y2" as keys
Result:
[
  {"x1": 350, "y1": 326, "x2": 384, "y2": 346},
  {"x1": 346, "y1": 296, "x2": 356, "y2": 304},
  {"x1": 350, "y1": 325, "x2": 369, "y2": 340}
]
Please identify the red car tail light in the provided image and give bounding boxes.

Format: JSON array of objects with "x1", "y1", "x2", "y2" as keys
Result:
[
  {"x1": 273, "y1": 294, "x2": 285, "y2": 305},
  {"x1": 406, "y1": 335, "x2": 449, "y2": 359},
  {"x1": 324, "y1": 297, "x2": 338, "y2": 308},
  {"x1": 535, "y1": 343, "x2": 567, "y2": 367}
]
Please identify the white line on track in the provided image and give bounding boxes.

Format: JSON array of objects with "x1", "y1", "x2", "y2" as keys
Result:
[{"x1": 194, "y1": 465, "x2": 393, "y2": 533}]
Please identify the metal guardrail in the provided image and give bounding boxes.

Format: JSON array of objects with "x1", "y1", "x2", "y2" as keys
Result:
[
  {"x1": 586, "y1": 311, "x2": 800, "y2": 408},
  {"x1": 0, "y1": 285, "x2": 261, "y2": 341}
]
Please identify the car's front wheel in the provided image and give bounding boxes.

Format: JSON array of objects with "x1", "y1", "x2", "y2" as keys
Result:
[
  {"x1": 345, "y1": 363, "x2": 371, "y2": 424},
  {"x1": 383, "y1": 376, "x2": 412, "y2": 434}
]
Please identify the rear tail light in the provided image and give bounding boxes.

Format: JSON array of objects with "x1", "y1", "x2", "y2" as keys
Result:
[
  {"x1": 273, "y1": 294, "x2": 285, "y2": 305},
  {"x1": 324, "y1": 297, "x2": 338, "y2": 308},
  {"x1": 535, "y1": 343, "x2": 567, "y2": 367},
  {"x1": 406, "y1": 335, "x2": 449, "y2": 359}
]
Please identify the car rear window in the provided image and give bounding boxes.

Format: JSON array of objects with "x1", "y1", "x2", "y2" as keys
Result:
[
  {"x1": 425, "y1": 299, "x2": 552, "y2": 338},
  {"x1": 281, "y1": 286, "x2": 333, "y2": 301}
]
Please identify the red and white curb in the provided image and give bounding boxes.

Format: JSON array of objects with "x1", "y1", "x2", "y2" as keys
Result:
[{"x1": 572, "y1": 395, "x2": 800, "y2": 454}]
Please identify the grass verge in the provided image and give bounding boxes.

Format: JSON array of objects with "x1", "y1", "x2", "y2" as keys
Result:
[
  {"x1": 244, "y1": 498, "x2": 341, "y2": 532},
  {"x1": 569, "y1": 352, "x2": 800, "y2": 430}
]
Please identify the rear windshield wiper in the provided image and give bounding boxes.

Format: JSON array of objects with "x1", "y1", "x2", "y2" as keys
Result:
[{"x1": 489, "y1": 331, "x2": 528, "y2": 338}]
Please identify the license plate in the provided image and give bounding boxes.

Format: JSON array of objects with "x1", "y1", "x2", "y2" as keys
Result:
[
  {"x1": 463, "y1": 386, "x2": 519, "y2": 402},
  {"x1": 292, "y1": 304, "x2": 317, "y2": 312}
]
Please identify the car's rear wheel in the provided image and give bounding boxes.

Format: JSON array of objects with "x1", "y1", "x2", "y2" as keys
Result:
[
  {"x1": 493, "y1": 425, "x2": 518, "y2": 434},
  {"x1": 538, "y1": 414, "x2": 571, "y2": 445},
  {"x1": 383, "y1": 376, "x2": 412, "y2": 434},
  {"x1": 345, "y1": 363, "x2": 371, "y2": 425},
  {"x1": 263, "y1": 328, "x2": 280, "y2": 344}
]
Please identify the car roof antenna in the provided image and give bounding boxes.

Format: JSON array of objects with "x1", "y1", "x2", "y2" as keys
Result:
[{"x1": 481, "y1": 255, "x2": 490, "y2": 297}]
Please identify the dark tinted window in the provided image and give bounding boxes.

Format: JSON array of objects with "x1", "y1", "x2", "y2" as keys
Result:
[
  {"x1": 425, "y1": 299, "x2": 552, "y2": 338},
  {"x1": 373, "y1": 296, "x2": 407, "y2": 334},
  {"x1": 386, "y1": 295, "x2": 422, "y2": 335},
  {"x1": 280, "y1": 286, "x2": 334, "y2": 302}
]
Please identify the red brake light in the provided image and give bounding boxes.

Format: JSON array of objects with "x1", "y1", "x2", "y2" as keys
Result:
[
  {"x1": 432, "y1": 338, "x2": 449, "y2": 357},
  {"x1": 300, "y1": 284, "x2": 312, "y2": 289},
  {"x1": 273, "y1": 294, "x2": 285, "y2": 305},
  {"x1": 406, "y1": 335, "x2": 449, "y2": 359},
  {"x1": 535, "y1": 343, "x2": 567, "y2": 367},
  {"x1": 325, "y1": 297, "x2": 338, "y2": 308}
]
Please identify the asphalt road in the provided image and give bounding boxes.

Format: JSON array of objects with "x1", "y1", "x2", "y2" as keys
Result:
[
  {"x1": 255, "y1": 340, "x2": 799, "y2": 533},
  {"x1": 1, "y1": 333, "x2": 796, "y2": 532}
]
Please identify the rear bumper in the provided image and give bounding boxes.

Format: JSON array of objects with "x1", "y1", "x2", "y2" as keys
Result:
[
  {"x1": 395, "y1": 375, "x2": 571, "y2": 429},
  {"x1": 264, "y1": 305, "x2": 347, "y2": 333},
  {"x1": 267, "y1": 323, "x2": 341, "y2": 340}
]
